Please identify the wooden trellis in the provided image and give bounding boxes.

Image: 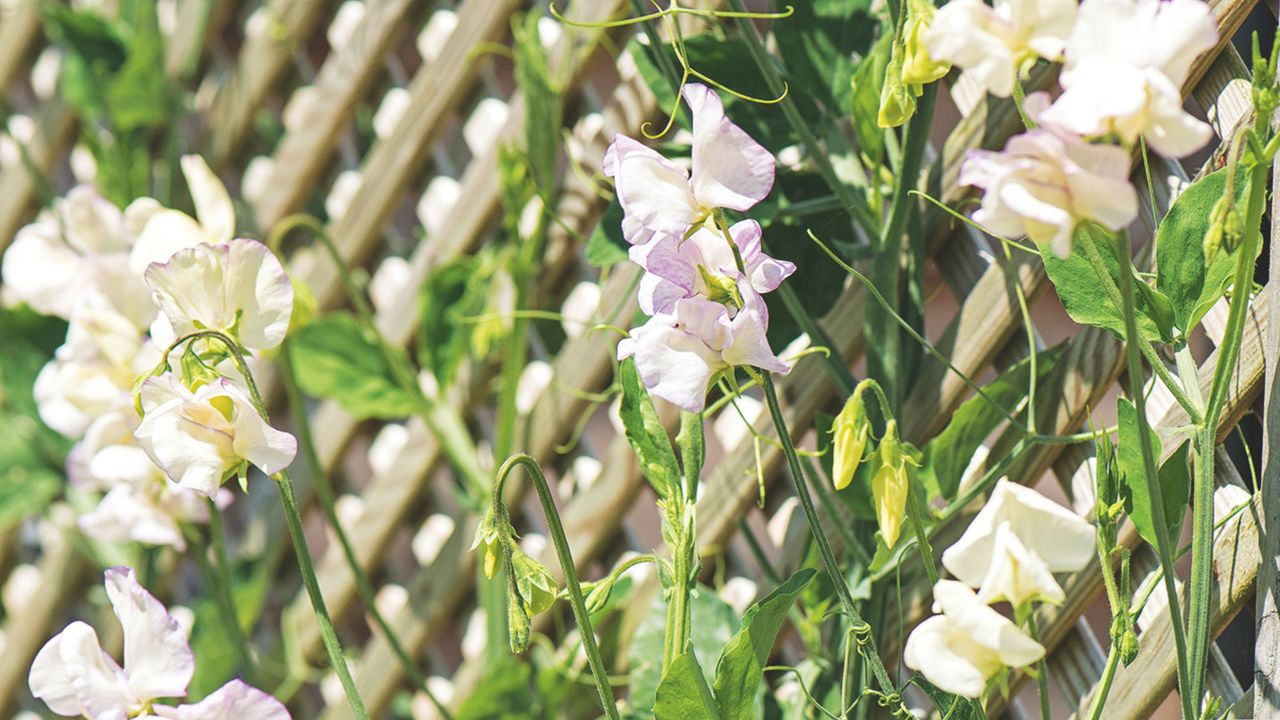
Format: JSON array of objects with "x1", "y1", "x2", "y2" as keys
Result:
[{"x1": 0, "y1": 0, "x2": 1275, "y2": 717}]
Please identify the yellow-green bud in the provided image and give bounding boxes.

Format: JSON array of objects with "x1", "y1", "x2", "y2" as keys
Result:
[
  {"x1": 507, "y1": 589, "x2": 532, "y2": 654},
  {"x1": 697, "y1": 265, "x2": 743, "y2": 309},
  {"x1": 1120, "y1": 628, "x2": 1140, "y2": 666},
  {"x1": 831, "y1": 390, "x2": 871, "y2": 491},
  {"x1": 511, "y1": 547, "x2": 558, "y2": 616},
  {"x1": 470, "y1": 508, "x2": 505, "y2": 580},
  {"x1": 878, "y1": 35, "x2": 917, "y2": 129},
  {"x1": 900, "y1": 0, "x2": 950, "y2": 90},
  {"x1": 1202, "y1": 192, "x2": 1240, "y2": 263},
  {"x1": 872, "y1": 421, "x2": 913, "y2": 548}
]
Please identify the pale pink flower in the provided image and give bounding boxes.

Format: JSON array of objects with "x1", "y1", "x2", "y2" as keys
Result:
[
  {"x1": 629, "y1": 219, "x2": 794, "y2": 315},
  {"x1": 618, "y1": 285, "x2": 789, "y2": 412},
  {"x1": 29, "y1": 567, "x2": 289, "y2": 720},
  {"x1": 603, "y1": 84, "x2": 774, "y2": 243},
  {"x1": 1041, "y1": 0, "x2": 1218, "y2": 157},
  {"x1": 960, "y1": 115, "x2": 1139, "y2": 256}
]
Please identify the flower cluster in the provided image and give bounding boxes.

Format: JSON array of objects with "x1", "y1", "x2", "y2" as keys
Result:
[
  {"x1": 831, "y1": 384, "x2": 921, "y2": 549},
  {"x1": 905, "y1": 479, "x2": 1095, "y2": 697},
  {"x1": 2, "y1": 155, "x2": 297, "y2": 550},
  {"x1": 605, "y1": 83, "x2": 794, "y2": 412},
  {"x1": 910, "y1": 0, "x2": 1218, "y2": 255},
  {"x1": 29, "y1": 567, "x2": 289, "y2": 719}
]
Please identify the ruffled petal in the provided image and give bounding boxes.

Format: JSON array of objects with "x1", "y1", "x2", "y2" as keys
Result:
[
  {"x1": 220, "y1": 240, "x2": 294, "y2": 351},
  {"x1": 180, "y1": 155, "x2": 236, "y2": 245},
  {"x1": 155, "y1": 679, "x2": 291, "y2": 720},
  {"x1": 30, "y1": 621, "x2": 132, "y2": 718},
  {"x1": 685, "y1": 84, "x2": 774, "y2": 211},
  {"x1": 104, "y1": 566, "x2": 194, "y2": 701}
]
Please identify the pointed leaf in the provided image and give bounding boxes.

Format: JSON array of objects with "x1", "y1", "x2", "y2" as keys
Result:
[
  {"x1": 654, "y1": 650, "x2": 720, "y2": 719},
  {"x1": 618, "y1": 358, "x2": 681, "y2": 500}
]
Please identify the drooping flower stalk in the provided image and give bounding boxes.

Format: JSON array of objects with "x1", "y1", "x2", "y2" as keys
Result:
[
  {"x1": 159, "y1": 329, "x2": 369, "y2": 720},
  {"x1": 489, "y1": 454, "x2": 620, "y2": 720}
]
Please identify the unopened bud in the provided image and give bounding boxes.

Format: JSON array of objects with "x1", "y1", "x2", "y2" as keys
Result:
[
  {"x1": 831, "y1": 390, "x2": 871, "y2": 491},
  {"x1": 510, "y1": 547, "x2": 557, "y2": 616},
  {"x1": 470, "y1": 508, "x2": 505, "y2": 580},
  {"x1": 507, "y1": 591, "x2": 531, "y2": 654},
  {"x1": 1120, "y1": 628, "x2": 1140, "y2": 666},
  {"x1": 872, "y1": 421, "x2": 913, "y2": 548},
  {"x1": 900, "y1": 0, "x2": 949, "y2": 90}
]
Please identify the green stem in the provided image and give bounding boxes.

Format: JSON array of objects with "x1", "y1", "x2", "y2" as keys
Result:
[
  {"x1": 1110, "y1": 230, "x2": 1194, "y2": 720},
  {"x1": 279, "y1": 342, "x2": 455, "y2": 720},
  {"x1": 1187, "y1": 153, "x2": 1267, "y2": 709},
  {"x1": 1010, "y1": 81, "x2": 1035, "y2": 131},
  {"x1": 760, "y1": 374, "x2": 906, "y2": 711},
  {"x1": 1027, "y1": 614, "x2": 1051, "y2": 720},
  {"x1": 904, "y1": 479, "x2": 939, "y2": 586},
  {"x1": 1086, "y1": 644, "x2": 1123, "y2": 720},
  {"x1": 494, "y1": 455, "x2": 620, "y2": 720},
  {"x1": 163, "y1": 330, "x2": 369, "y2": 719},
  {"x1": 188, "y1": 515, "x2": 257, "y2": 686}
]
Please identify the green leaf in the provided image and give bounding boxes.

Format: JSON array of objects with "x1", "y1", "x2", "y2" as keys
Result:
[
  {"x1": 1155, "y1": 166, "x2": 1253, "y2": 335},
  {"x1": 618, "y1": 358, "x2": 681, "y2": 500},
  {"x1": 511, "y1": 12, "x2": 561, "y2": 191},
  {"x1": 849, "y1": 31, "x2": 892, "y2": 165},
  {"x1": 1116, "y1": 398, "x2": 1189, "y2": 545},
  {"x1": 628, "y1": 586, "x2": 740, "y2": 715},
  {"x1": 289, "y1": 312, "x2": 417, "y2": 419},
  {"x1": 586, "y1": 199, "x2": 630, "y2": 267},
  {"x1": 712, "y1": 568, "x2": 816, "y2": 720},
  {"x1": 456, "y1": 658, "x2": 536, "y2": 720},
  {"x1": 418, "y1": 252, "x2": 497, "y2": 384},
  {"x1": 773, "y1": 0, "x2": 876, "y2": 115},
  {"x1": 654, "y1": 650, "x2": 720, "y2": 719},
  {"x1": 1041, "y1": 226, "x2": 1171, "y2": 344},
  {"x1": 0, "y1": 308, "x2": 70, "y2": 530},
  {"x1": 920, "y1": 345, "x2": 1064, "y2": 500}
]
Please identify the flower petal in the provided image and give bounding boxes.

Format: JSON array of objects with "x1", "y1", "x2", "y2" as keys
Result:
[
  {"x1": 180, "y1": 155, "x2": 235, "y2": 245},
  {"x1": 155, "y1": 679, "x2": 291, "y2": 720},
  {"x1": 104, "y1": 566, "x2": 194, "y2": 701},
  {"x1": 30, "y1": 621, "x2": 131, "y2": 717},
  {"x1": 130, "y1": 210, "x2": 209, "y2": 276},
  {"x1": 221, "y1": 240, "x2": 294, "y2": 351},
  {"x1": 685, "y1": 84, "x2": 774, "y2": 211}
]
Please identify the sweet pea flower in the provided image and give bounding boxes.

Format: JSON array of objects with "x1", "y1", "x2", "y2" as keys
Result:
[
  {"x1": 618, "y1": 285, "x2": 789, "y2": 412},
  {"x1": 34, "y1": 297, "x2": 157, "y2": 438},
  {"x1": 960, "y1": 113, "x2": 1139, "y2": 256},
  {"x1": 925, "y1": 0, "x2": 1075, "y2": 98},
  {"x1": 134, "y1": 372, "x2": 297, "y2": 496},
  {"x1": 904, "y1": 579, "x2": 1045, "y2": 698},
  {"x1": 131, "y1": 155, "x2": 236, "y2": 274},
  {"x1": 942, "y1": 479, "x2": 1095, "y2": 592},
  {"x1": 629, "y1": 220, "x2": 795, "y2": 315},
  {"x1": 145, "y1": 239, "x2": 293, "y2": 352},
  {"x1": 29, "y1": 567, "x2": 289, "y2": 720},
  {"x1": 1041, "y1": 0, "x2": 1218, "y2": 157},
  {"x1": 972, "y1": 522, "x2": 1066, "y2": 606},
  {"x1": 603, "y1": 83, "x2": 774, "y2": 243},
  {"x1": 3, "y1": 185, "x2": 157, "y2": 325}
]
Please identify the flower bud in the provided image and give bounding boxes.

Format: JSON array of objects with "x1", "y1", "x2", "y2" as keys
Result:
[
  {"x1": 831, "y1": 390, "x2": 870, "y2": 491},
  {"x1": 510, "y1": 546, "x2": 557, "y2": 616},
  {"x1": 1202, "y1": 192, "x2": 1240, "y2": 263},
  {"x1": 878, "y1": 63, "x2": 916, "y2": 128},
  {"x1": 470, "y1": 508, "x2": 505, "y2": 580},
  {"x1": 507, "y1": 589, "x2": 531, "y2": 654},
  {"x1": 900, "y1": 0, "x2": 950, "y2": 90},
  {"x1": 584, "y1": 579, "x2": 613, "y2": 615},
  {"x1": 1120, "y1": 628, "x2": 1140, "y2": 666},
  {"x1": 872, "y1": 421, "x2": 913, "y2": 547}
]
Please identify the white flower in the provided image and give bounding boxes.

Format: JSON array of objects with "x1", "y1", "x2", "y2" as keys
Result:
[
  {"x1": 29, "y1": 567, "x2": 289, "y2": 720},
  {"x1": 30, "y1": 567, "x2": 193, "y2": 718},
  {"x1": 904, "y1": 580, "x2": 1045, "y2": 698},
  {"x1": 134, "y1": 373, "x2": 297, "y2": 495},
  {"x1": 2, "y1": 186, "x2": 156, "y2": 325},
  {"x1": 145, "y1": 239, "x2": 294, "y2": 352},
  {"x1": 972, "y1": 522, "x2": 1066, "y2": 606},
  {"x1": 925, "y1": 0, "x2": 1075, "y2": 97},
  {"x1": 1041, "y1": 0, "x2": 1218, "y2": 157},
  {"x1": 34, "y1": 298, "x2": 154, "y2": 439},
  {"x1": 960, "y1": 114, "x2": 1139, "y2": 256},
  {"x1": 78, "y1": 482, "x2": 214, "y2": 551},
  {"x1": 942, "y1": 479, "x2": 1095, "y2": 593},
  {"x1": 131, "y1": 155, "x2": 236, "y2": 274}
]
